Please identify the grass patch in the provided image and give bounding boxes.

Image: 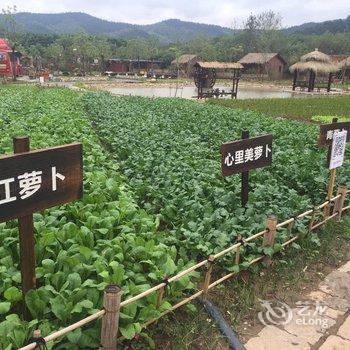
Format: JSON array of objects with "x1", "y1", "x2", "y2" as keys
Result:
[
  {"x1": 142, "y1": 215, "x2": 350, "y2": 349},
  {"x1": 311, "y1": 115, "x2": 349, "y2": 123},
  {"x1": 207, "y1": 96, "x2": 350, "y2": 121}
]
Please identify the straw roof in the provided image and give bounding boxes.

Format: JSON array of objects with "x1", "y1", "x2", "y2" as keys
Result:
[
  {"x1": 195, "y1": 61, "x2": 243, "y2": 69},
  {"x1": 330, "y1": 55, "x2": 349, "y2": 63},
  {"x1": 171, "y1": 54, "x2": 199, "y2": 65},
  {"x1": 290, "y1": 49, "x2": 339, "y2": 73},
  {"x1": 300, "y1": 49, "x2": 330, "y2": 63},
  {"x1": 238, "y1": 53, "x2": 286, "y2": 65},
  {"x1": 289, "y1": 61, "x2": 339, "y2": 73}
]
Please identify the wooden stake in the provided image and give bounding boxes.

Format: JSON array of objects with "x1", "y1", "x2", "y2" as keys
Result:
[
  {"x1": 101, "y1": 285, "x2": 122, "y2": 350},
  {"x1": 235, "y1": 235, "x2": 242, "y2": 265},
  {"x1": 156, "y1": 286, "x2": 166, "y2": 309},
  {"x1": 156, "y1": 277, "x2": 168, "y2": 309},
  {"x1": 13, "y1": 137, "x2": 36, "y2": 319},
  {"x1": 264, "y1": 215, "x2": 277, "y2": 247},
  {"x1": 263, "y1": 215, "x2": 277, "y2": 267},
  {"x1": 292, "y1": 70, "x2": 297, "y2": 91},
  {"x1": 202, "y1": 255, "x2": 215, "y2": 298},
  {"x1": 308, "y1": 210, "x2": 316, "y2": 234},
  {"x1": 334, "y1": 186, "x2": 348, "y2": 220}
]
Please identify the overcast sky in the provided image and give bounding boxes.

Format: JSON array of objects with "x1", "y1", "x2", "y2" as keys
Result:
[{"x1": 2, "y1": 0, "x2": 349, "y2": 27}]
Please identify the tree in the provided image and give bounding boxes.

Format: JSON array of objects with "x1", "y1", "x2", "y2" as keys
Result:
[
  {"x1": 1, "y1": 5, "x2": 22, "y2": 80},
  {"x1": 44, "y1": 43, "x2": 64, "y2": 71}
]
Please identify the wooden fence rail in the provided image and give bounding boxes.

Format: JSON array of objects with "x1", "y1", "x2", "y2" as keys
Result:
[{"x1": 19, "y1": 187, "x2": 349, "y2": 350}]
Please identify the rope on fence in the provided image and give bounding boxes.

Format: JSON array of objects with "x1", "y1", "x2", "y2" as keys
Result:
[{"x1": 20, "y1": 190, "x2": 349, "y2": 350}]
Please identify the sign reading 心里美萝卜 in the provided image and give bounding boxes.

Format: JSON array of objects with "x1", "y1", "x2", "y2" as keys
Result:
[
  {"x1": 221, "y1": 134, "x2": 273, "y2": 177},
  {"x1": 318, "y1": 121, "x2": 350, "y2": 147},
  {"x1": 0, "y1": 143, "x2": 83, "y2": 223},
  {"x1": 329, "y1": 130, "x2": 347, "y2": 170}
]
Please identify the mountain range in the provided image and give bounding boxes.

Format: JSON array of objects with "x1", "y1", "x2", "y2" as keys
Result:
[{"x1": 0, "y1": 12, "x2": 349, "y2": 42}]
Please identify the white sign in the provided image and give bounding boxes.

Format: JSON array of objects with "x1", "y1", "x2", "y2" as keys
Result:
[
  {"x1": 329, "y1": 130, "x2": 347, "y2": 170},
  {"x1": 224, "y1": 145, "x2": 271, "y2": 166},
  {"x1": 0, "y1": 167, "x2": 65, "y2": 205}
]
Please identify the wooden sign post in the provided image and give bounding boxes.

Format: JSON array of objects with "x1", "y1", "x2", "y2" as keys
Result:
[
  {"x1": 221, "y1": 133, "x2": 273, "y2": 207},
  {"x1": 0, "y1": 137, "x2": 83, "y2": 317},
  {"x1": 241, "y1": 130, "x2": 250, "y2": 207},
  {"x1": 318, "y1": 118, "x2": 350, "y2": 216},
  {"x1": 13, "y1": 137, "x2": 36, "y2": 301}
]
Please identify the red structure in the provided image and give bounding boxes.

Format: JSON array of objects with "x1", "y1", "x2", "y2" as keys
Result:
[{"x1": 0, "y1": 38, "x2": 22, "y2": 77}]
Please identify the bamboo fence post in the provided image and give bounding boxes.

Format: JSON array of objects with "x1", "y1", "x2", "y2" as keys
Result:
[
  {"x1": 101, "y1": 285, "x2": 122, "y2": 350},
  {"x1": 202, "y1": 255, "x2": 215, "y2": 298},
  {"x1": 33, "y1": 330, "x2": 41, "y2": 349},
  {"x1": 156, "y1": 277, "x2": 168, "y2": 309},
  {"x1": 235, "y1": 235, "x2": 242, "y2": 265},
  {"x1": 287, "y1": 221, "x2": 294, "y2": 236},
  {"x1": 308, "y1": 209, "x2": 316, "y2": 234},
  {"x1": 263, "y1": 215, "x2": 277, "y2": 266},
  {"x1": 324, "y1": 168, "x2": 337, "y2": 217},
  {"x1": 334, "y1": 186, "x2": 348, "y2": 220}
]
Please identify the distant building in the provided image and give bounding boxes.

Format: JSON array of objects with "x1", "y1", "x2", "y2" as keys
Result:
[
  {"x1": 0, "y1": 38, "x2": 21, "y2": 77},
  {"x1": 105, "y1": 58, "x2": 163, "y2": 75},
  {"x1": 238, "y1": 53, "x2": 287, "y2": 79},
  {"x1": 171, "y1": 54, "x2": 199, "y2": 78}
]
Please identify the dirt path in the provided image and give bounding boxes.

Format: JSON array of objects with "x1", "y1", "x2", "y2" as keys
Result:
[{"x1": 245, "y1": 260, "x2": 350, "y2": 349}]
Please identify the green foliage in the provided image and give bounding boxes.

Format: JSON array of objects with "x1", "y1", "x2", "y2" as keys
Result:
[
  {"x1": 208, "y1": 96, "x2": 350, "y2": 120},
  {"x1": 311, "y1": 115, "x2": 349, "y2": 123},
  {"x1": 83, "y1": 92, "x2": 350, "y2": 263},
  {"x1": 0, "y1": 87, "x2": 349, "y2": 348},
  {"x1": 0, "y1": 87, "x2": 194, "y2": 348}
]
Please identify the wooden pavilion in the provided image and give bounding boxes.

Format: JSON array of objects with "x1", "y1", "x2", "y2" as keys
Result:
[
  {"x1": 193, "y1": 61, "x2": 243, "y2": 99},
  {"x1": 289, "y1": 49, "x2": 339, "y2": 92}
]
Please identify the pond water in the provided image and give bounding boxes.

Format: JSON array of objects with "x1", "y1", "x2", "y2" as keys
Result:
[{"x1": 107, "y1": 85, "x2": 298, "y2": 99}]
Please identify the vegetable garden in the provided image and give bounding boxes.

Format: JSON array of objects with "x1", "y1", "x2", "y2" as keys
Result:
[{"x1": 0, "y1": 86, "x2": 349, "y2": 349}]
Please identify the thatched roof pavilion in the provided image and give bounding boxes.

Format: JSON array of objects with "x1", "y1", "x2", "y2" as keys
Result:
[{"x1": 289, "y1": 49, "x2": 339, "y2": 92}]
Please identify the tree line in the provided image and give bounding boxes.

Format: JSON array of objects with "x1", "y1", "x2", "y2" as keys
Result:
[{"x1": 1, "y1": 8, "x2": 350, "y2": 74}]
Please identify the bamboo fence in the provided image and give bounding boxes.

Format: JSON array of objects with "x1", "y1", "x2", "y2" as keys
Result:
[{"x1": 19, "y1": 186, "x2": 349, "y2": 350}]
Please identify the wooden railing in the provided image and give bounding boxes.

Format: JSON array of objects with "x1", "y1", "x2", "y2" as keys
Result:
[{"x1": 20, "y1": 186, "x2": 349, "y2": 350}]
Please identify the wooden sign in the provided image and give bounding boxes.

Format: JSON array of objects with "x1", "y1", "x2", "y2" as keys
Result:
[
  {"x1": 221, "y1": 134, "x2": 273, "y2": 177},
  {"x1": 0, "y1": 137, "x2": 83, "y2": 314},
  {"x1": 318, "y1": 121, "x2": 350, "y2": 147},
  {"x1": 0, "y1": 143, "x2": 83, "y2": 222}
]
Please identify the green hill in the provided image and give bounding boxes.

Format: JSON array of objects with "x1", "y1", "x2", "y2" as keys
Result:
[{"x1": 0, "y1": 12, "x2": 233, "y2": 42}]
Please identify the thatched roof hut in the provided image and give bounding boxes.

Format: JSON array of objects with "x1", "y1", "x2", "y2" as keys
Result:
[
  {"x1": 171, "y1": 54, "x2": 199, "y2": 77},
  {"x1": 171, "y1": 54, "x2": 199, "y2": 65},
  {"x1": 290, "y1": 49, "x2": 339, "y2": 92},
  {"x1": 239, "y1": 53, "x2": 287, "y2": 79},
  {"x1": 289, "y1": 49, "x2": 339, "y2": 74}
]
